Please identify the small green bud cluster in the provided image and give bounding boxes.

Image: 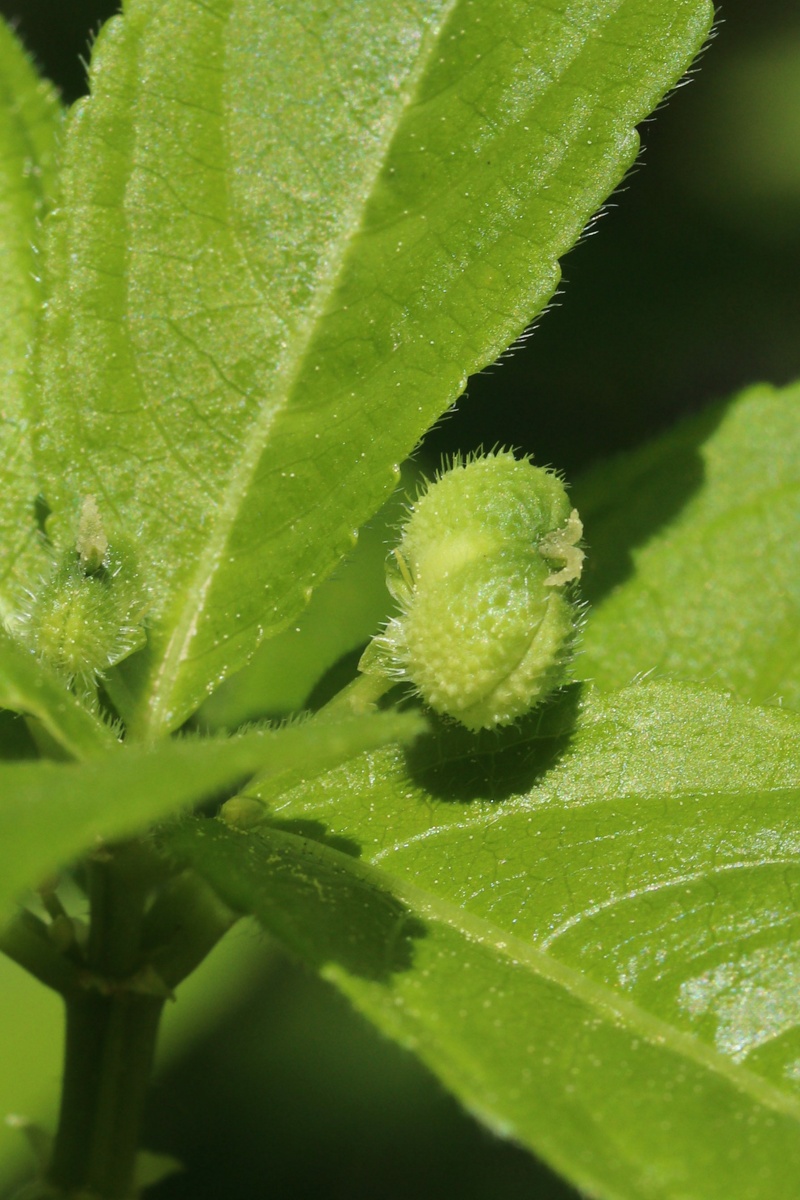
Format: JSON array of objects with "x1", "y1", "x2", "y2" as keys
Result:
[
  {"x1": 11, "y1": 497, "x2": 148, "y2": 695},
  {"x1": 361, "y1": 452, "x2": 584, "y2": 731}
]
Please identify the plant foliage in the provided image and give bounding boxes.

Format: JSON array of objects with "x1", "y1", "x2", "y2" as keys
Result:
[{"x1": 11, "y1": 4, "x2": 800, "y2": 1200}]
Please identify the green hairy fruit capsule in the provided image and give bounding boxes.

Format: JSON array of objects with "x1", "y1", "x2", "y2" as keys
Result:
[
  {"x1": 361, "y1": 452, "x2": 584, "y2": 731},
  {"x1": 12, "y1": 497, "x2": 149, "y2": 694}
]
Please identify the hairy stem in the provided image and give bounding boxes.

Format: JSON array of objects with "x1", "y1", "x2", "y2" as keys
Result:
[{"x1": 318, "y1": 669, "x2": 392, "y2": 719}]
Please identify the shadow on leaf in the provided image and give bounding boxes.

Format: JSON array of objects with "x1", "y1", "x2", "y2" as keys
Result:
[
  {"x1": 167, "y1": 817, "x2": 425, "y2": 983},
  {"x1": 264, "y1": 817, "x2": 363, "y2": 860},
  {"x1": 403, "y1": 683, "x2": 583, "y2": 804},
  {"x1": 573, "y1": 400, "x2": 727, "y2": 604}
]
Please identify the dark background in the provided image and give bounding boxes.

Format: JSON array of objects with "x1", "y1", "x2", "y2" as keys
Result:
[{"x1": 3, "y1": 2, "x2": 799, "y2": 1197}]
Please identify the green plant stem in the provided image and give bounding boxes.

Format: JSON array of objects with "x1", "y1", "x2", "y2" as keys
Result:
[
  {"x1": 319, "y1": 670, "x2": 392, "y2": 719},
  {"x1": 45, "y1": 843, "x2": 167, "y2": 1199},
  {"x1": 47, "y1": 991, "x2": 165, "y2": 1199},
  {"x1": 85, "y1": 844, "x2": 157, "y2": 979}
]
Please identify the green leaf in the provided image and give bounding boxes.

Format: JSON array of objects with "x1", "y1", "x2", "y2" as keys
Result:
[
  {"x1": 194, "y1": 683, "x2": 800, "y2": 1199},
  {"x1": 198, "y1": 471, "x2": 414, "y2": 729},
  {"x1": 34, "y1": 0, "x2": 713, "y2": 737},
  {"x1": 576, "y1": 381, "x2": 800, "y2": 707},
  {"x1": 0, "y1": 20, "x2": 61, "y2": 620},
  {"x1": 167, "y1": 820, "x2": 420, "y2": 982},
  {"x1": 0, "y1": 709, "x2": 423, "y2": 919},
  {"x1": 0, "y1": 627, "x2": 118, "y2": 760}
]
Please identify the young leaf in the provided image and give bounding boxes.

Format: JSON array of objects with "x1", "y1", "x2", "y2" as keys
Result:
[
  {"x1": 0, "y1": 626, "x2": 118, "y2": 760},
  {"x1": 201, "y1": 683, "x2": 800, "y2": 1200},
  {"x1": 34, "y1": 0, "x2": 714, "y2": 737},
  {"x1": 0, "y1": 21, "x2": 60, "y2": 620},
  {"x1": 0, "y1": 709, "x2": 422, "y2": 920},
  {"x1": 576, "y1": 381, "x2": 800, "y2": 707}
]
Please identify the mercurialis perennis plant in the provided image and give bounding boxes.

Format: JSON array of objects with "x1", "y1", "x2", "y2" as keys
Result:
[{"x1": 9, "y1": 4, "x2": 800, "y2": 1200}]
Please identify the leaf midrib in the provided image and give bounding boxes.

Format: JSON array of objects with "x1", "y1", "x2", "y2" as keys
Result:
[
  {"x1": 144, "y1": 0, "x2": 464, "y2": 733},
  {"x1": 382, "y1": 860, "x2": 800, "y2": 1124}
]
